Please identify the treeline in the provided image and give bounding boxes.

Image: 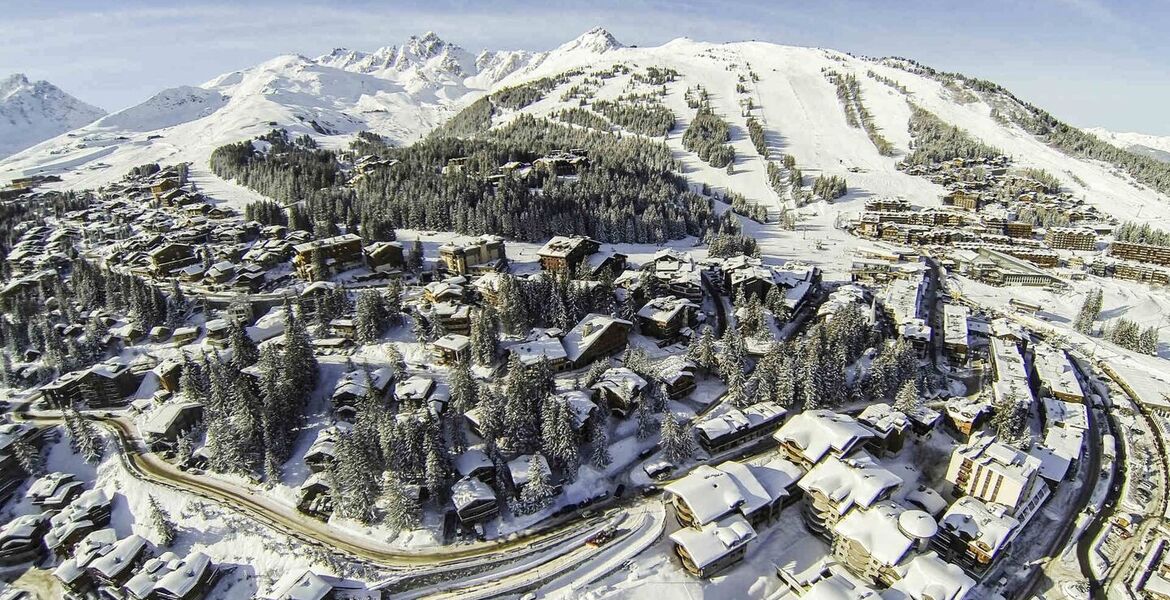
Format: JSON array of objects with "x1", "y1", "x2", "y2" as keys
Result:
[
  {"x1": 592, "y1": 99, "x2": 674, "y2": 137},
  {"x1": 430, "y1": 96, "x2": 493, "y2": 139},
  {"x1": 866, "y1": 70, "x2": 910, "y2": 94},
  {"x1": 1115, "y1": 222, "x2": 1170, "y2": 247},
  {"x1": 902, "y1": 105, "x2": 1002, "y2": 165},
  {"x1": 723, "y1": 190, "x2": 768, "y2": 223},
  {"x1": 492, "y1": 71, "x2": 581, "y2": 110},
  {"x1": 892, "y1": 57, "x2": 1170, "y2": 196},
  {"x1": 682, "y1": 103, "x2": 734, "y2": 168},
  {"x1": 825, "y1": 70, "x2": 895, "y2": 156},
  {"x1": 705, "y1": 212, "x2": 760, "y2": 258},
  {"x1": 1103, "y1": 318, "x2": 1160, "y2": 356},
  {"x1": 553, "y1": 107, "x2": 611, "y2": 132},
  {"x1": 746, "y1": 117, "x2": 767, "y2": 156},
  {"x1": 812, "y1": 175, "x2": 848, "y2": 201},
  {"x1": 354, "y1": 114, "x2": 713, "y2": 244},
  {"x1": 209, "y1": 129, "x2": 340, "y2": 206}
]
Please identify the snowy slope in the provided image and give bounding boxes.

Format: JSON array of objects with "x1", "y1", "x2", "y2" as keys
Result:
[
  {"x1": 0, "y1": 73, "x2": 106, "y2": 159},
  {"x1": 2, "y1": 28, "x2": 1168, "y2": 232},
  {"x1": 1086, "y1": 127, "x2": 1170, "y2": 164}
]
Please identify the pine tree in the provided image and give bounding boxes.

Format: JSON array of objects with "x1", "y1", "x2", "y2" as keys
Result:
[
  {"x1": 636, "y1": 401, "x2": 658, "y2": 440},
  {"x1": 660, "y1": 411, "x2": 695, "y2": 464},
  {"x1": 408, "y1": 238, "x2": 425, "y2": 272},
  {"x1": 65, "y1": 409, "x2": 104, "y2": 464},
  {"x1": 590, "y1": 420, "x2": 612, "y2": 470},
  {"x1": 1073, "y1": 289, "x2": 1103, "y2": 334},
  {"x1": 381, "y1": 470, "x2": 420, "y2": 530},
  {"x1": 1139, "y1": 327, "x2": 1160, "y2": 356},
  {"x1": 893, "y1": 380, "x2": 920, "y2": 413},
  {"x1": 424, "y1": 442, "x2": 450, "y2": 504},
  {"x1": 145, "y1": 495, "x2": 178, "y2": 547},
  {"x1": 10, "y1": 439, "x2": 44, "y2": 477},
  {"x1": 519, "y1": 455, "x2": 557, "y2": 514},
  {"x1": 385, "y1": 278, "x2": 405, "y2": 327},
  {"x1": 384, "y1": 344, "x2": 406, "y2": 377},
  {"x1": 993, "y1": 396, "x2": 1028, "y2": 449},
  {"x1": 470, "y1": 308, "x2": 499, "y2": 366},
  {"x1": 227, "y1": 320, "x2": 259, "y2": 368},
  {"x1": 354, "y1": 290, "x2": 388, "y2": 344}
]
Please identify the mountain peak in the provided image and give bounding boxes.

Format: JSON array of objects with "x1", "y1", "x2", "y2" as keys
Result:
[
  {"x1": 557, "y1": 27, "x2": 624, "y2": 54},
  {"x1": 1, "y1": 74, "x2": 105, "y2": 159}
]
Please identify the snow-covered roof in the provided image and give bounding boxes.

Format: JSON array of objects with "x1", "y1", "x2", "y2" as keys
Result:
[
  {"x1": 1032, "y1": 344, "x2": 1085, "y2": 401},
  {"x1": 832, "y1": 502, "x2": 932, "y2": 567},
  {"x1": 265, "y1": 568, "x2": 335, "y2": 600},
  {"x1": 668, "y1": 513, "x2": 756, "y2": 570},
  {"x1": 1030, "y1": 427, "x2": 1083, "y2": 481},
  {"x1": 557, "y1": 390, "x2": 597, "y2": 429},
  {"x1": 52, "y1": 528, "x2": 117, "y2": 584},
  {"x1": 454, "y1": 447, "x2": 493, "y2": 477},
  {"x1": 27, "y1": 472, "x2": 81, "y2": 505},
  {"x1": 141, "y1": 400, "x2": 202, "y2": 437},
  {"x1": 155, "y1": 552, "x2": 213, "y2": 598},
  {"x1": 856, "y1": 403, "x2": 909, "y2": 437},
  {"x1": 695, "y1": 402, "x2": 786, "y2": 442},
  {"x1": 939, "y1": 495, "x2": 1019, "y2": 558},
  {"x1": 590, "y1": 367, "x2": 648, "y2": 401},
  {"x1": 798, "y1": 452, "x2": 903, "y2": 516},
  {"x1": 953, "y1": 433, "x2": 1042, "y2": 489},
  {"x1": 508, "y1": 454, "x2": 551, "y2": 488},
  {"x1": 665, "y1": 465, "x2": 746, "y2": 526},
  {"x1": 654, "y1": 355, "x2": 697, "y2": 385},
  {"x1": 434, "y1": 333, "x2": 471, "y2": 353},
  {"x1": 508, "y1": 334, "x2": 568, "y2": 366},
  {"x1": 395, "y1": 375, "x2": 435, "y2": 401},
  {"x1": 538, "y1": 235, "x2": 595, "y2": 258},
  {"x1": 1042, "y1": 397, "x2": 1088, "y2": 431},
  {"x1": 332, "y1": 367, "x2": 394, "y2": 400},
  {"x1": 773, "y1": 410, "x2": 875, "y2": 465},
  {"x1": 451, "y1": 476, "x2": 496, "y2": 511},
  {"x1": 803, "y1": 573, "x2": 881, "y2": 600},
  {"x1": 636, "y1": 295, "x2": 697, "y2": 323},
  {"x1": 888, "y1": 551, "x2": 975, "y2": 600},
  {"x1": 89, "y1": 534, "x2": 147, "y2": 579},
  {"x1": 942, "y1": 303, "x2": 970, "y2": 347},
  {"x1": 562, "y1": 313, "x2": 632, "y2": 363}
]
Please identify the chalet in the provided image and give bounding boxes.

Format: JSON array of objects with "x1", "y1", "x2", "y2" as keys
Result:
[
  {"x1": 586, "y1": 250, "x2": 628, "y2": 279},
  {"x1": 944, "y1": 395, "x2": 992, "y2": 439},
  {"x1": 830, "y1": 501, "x2": 937, "y2": 586},
  {"x1": 438, "y1": 235, "x2": 506, "y2": 275},
  {"x1": 695, "y1": 403, "x2": 787, "y2": 454},
  {"x1": 636, "y1": 296, "x2": 699, "y2": 340},
  {"x1": 888, "y1": 552, "x2": 975, "y2": 600},
  {"x1": 590, "y1": 367, "x2": 648, "y2": 417},
  {"x1": 797, "y1": 452, "x2": 903, "y2": 535},
  {"x1": 27, "y1": 472, "x2": 85, "y2": 510},
  {"x1": 423, "y1": 280, "x2": 464, "y2": 303},
  {"x1": 141, "y1": 401, "x2": 204, "y2": 451},
  {"x1": 433, "y1": 333, "x2": 472, "y2": 365},
  {"x1": 431, "y1": 301, "x2": 472, "y2": 335},
  {"x1": 52, "y1": 528, "x2": 118, "y2": 596},
  {"x1": 263, "y1": 569, "x2": 370, "y2": 600},
  {"x1": 452, "y1": 477, "x2": 499, "y2": 524},
  {"x1": 292, "y1": 234, "x2": 363, "y2": 281},
  {"x1": 303, "y1": 426, "x2": 344, "y2": 473},
  {"x1": 0, "y1": 513, "x2": 49, "y2": 566},
  {"x1": 557, "y1": 390, "x2": 599, "y2": 439},
  {"x1": 297, "y1": 475, "x2": 334, "y2": 519},
  {"x1": 299, "y1": 281, "x2": 341, "y2": 316},
  {"x1": 454, "y1": 447, "x2": 496, "y2": 485},
  {"x1": 204, "y1": 260, "x2": 236, "y2": 284},
  {"x1": 44, "y1": 489, "x2": 114, "y2": 558},
  {"x1": 365, "y1": 241, "x2": 405, "y2": 272},
  {"x1": 508, "y1": 454, "x2": 553, "y2": 491},
  {"x1": 148, "y1": 551, "x2": 217, "y2": 600},
  {"x1": 395, "y1": 375, "x2": 436, "y2": 406},
  {"x1": 856, "y1": 403, "x2": 911, "y2": 456},
  {"x1": 656, "y1": 355, "x2": 697, "y2": 399},
  {"x1": 562, "y1": 314, "x2": 632, "y2": 368},
  {"x1": 508, "y1": 333, "x2": 570, "y2": 372},
  {"x1": 665, "y1": 457, "x2": 801, "y2": 531},
  {"x1": 669, "y1": 514, "x2": 756, "y2": 578},
  {"x1": 944, "y1": 433, "x2": 1048, "y2": 521},
  {"x1": 171, "y1": 326, "x2": 200, "y2": 346},
  {"x1": 331, "y1": 367, "x2": 393, "y2": 419},
  {"x1": 932, "y1": 495, "x2": 1020, "y2": 575},
  {"x1": 204, "y1": 318, "x2": 231, "y2": 346},
  {"x1": 87, "y1": 534, "x2": 149, "y2": 588},
  {"x1": 772, "y1": 410, "x2": 876, "y2": 471},
  {"x1": 537, "y1": 236, "x2": 599, "y2": 272},
  {"x1": 41, "y1": 359, "x2": 142, "y2": 409},
  {"x1": 148, "y1": 243, "x2": 197, "y2": 276},
  {"x1": 329, "y1": 318, "x2": 356, "y2": 339},
  {"x1": 644, "y1": 250, "x2": 703, "y2": 301}
]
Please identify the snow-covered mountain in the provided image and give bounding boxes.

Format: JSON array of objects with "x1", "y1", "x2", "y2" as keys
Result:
[
  {"x1": 1086, "y1": 128, "x2": 1170, "y2": 163},
  {"x1": 0, "y1": 74, "x2": 106, "y2": 159},
  {"x1": 2, "y1": 27, "x2": 1168, "y2": 231}
]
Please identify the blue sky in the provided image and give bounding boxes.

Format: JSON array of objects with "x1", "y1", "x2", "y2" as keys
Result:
[{"x1": 2, "y1": 0, "x2": 1168, "y2": 134}]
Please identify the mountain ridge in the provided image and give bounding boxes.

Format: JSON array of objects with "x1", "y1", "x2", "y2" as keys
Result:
[{"x1": 0, "y1": 73, "x2": 106, "y2": 159}]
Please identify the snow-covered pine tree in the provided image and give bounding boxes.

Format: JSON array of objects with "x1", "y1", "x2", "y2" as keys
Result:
[
  {"x1": 385, "y1": 278, "x2": 405, "y2": 327},
  {"x1": 10, "y1": 439, "x2": 44, "y2": 477},
  {"x1": 423, "y1": 442, "x2": 450, "y2": 504},
  {"x1": 354, "y1": 290, "x2": 389, "y2": 344},
  {"x1": 519, "y1": 455, "x2": 557, "y2": 514},
  {"x1": 469, "y1": 308, "x2": 499, "y2": 366},
  {"x1": 660, "y1": 410, "x2": 695, "y2": 464},
  {"x1": 227, "y1": 320, "x2": 259, "y2": 367},
  {"x1": 636, "y1": 401, "x2": 658, "y2": 440},
  {"x1": 893, "y1": 380, "x2": 920, "y2": 413},
  {"x1": 145, "y1": 495, "x2": 178, "y2": 546},
  {"x1": 381, "y1": 470, "x2": 420, "y2": 531},
  {"x1": 590, "y1": 419, "x2": 612, "y2": 470}
]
